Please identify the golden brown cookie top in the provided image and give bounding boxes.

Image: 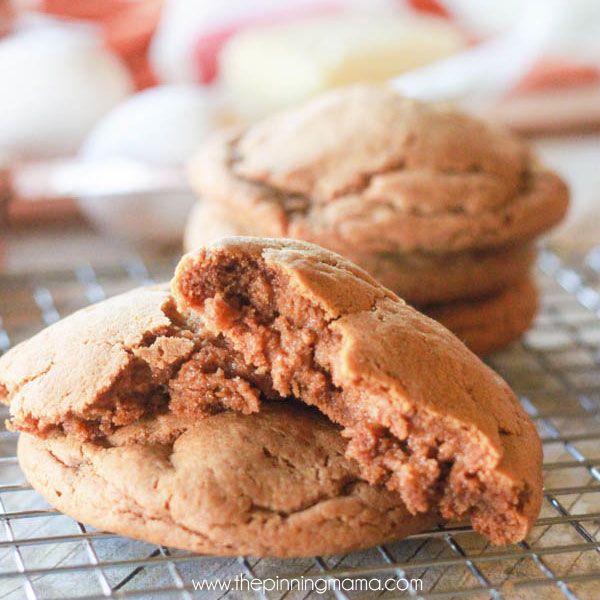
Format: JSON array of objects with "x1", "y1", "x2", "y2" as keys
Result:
[
  {"x1": 189, "y1": 86, "x2": 568, "y2": 253},
  {"x1": 233, "y1": 86, "x2": 525, "y2": 202}
]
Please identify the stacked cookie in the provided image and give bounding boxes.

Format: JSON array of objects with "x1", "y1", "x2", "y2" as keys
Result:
[
  {"x1": 185, "y1": 86, "x2": 569, "y2": 354},
  {"x1": 1, "y1": 238, "x2": 543, "y2": 554}
]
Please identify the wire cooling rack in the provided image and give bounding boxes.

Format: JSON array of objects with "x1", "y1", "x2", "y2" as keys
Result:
[{"x1": 1, "y1": 246, "x2": 600, "y2": 600}]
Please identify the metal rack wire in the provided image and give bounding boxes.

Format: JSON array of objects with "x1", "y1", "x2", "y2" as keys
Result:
[{"x1": 1, "y1": 246, "x2": 600, "y2": 599}]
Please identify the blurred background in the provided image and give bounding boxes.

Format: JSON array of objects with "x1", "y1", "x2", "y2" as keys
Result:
[{"x1": 0, "y1": 0, "x2": 599, "y2": 273}]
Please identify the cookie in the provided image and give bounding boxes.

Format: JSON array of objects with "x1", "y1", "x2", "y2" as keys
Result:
[
  {"x1": 1, "y1": 237, "x2": 543, "y2": 544},
  {"x1": 184, "y1": 200, "x2": 536, "y2": 305},
  {"x1": 426, "y1": 279, "x2": 539, "y2": 355},
  {"x1": 19, "y1": 403, "x2": 436, "y2": 557},
  {"x1": 187, "y1": 86, "x2": 568, "y2": 257},
  {"x1": 172, "y1": 238, "x2": 543, "y2": 545}
]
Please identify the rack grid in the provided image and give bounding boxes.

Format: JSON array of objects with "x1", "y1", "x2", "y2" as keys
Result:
[{"x1": 1, "y1": 246, "x2": 600, "y2": 599}]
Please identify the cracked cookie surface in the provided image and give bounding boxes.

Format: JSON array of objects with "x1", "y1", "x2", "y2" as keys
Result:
[
  {"x1": 187, "y1": 86, "x2": 568, "y2": 261},
  {"x1": 19, "y1": 403, "x2": 435, "y2": 557}
]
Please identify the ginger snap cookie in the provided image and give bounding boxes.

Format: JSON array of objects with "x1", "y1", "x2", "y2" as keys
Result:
[
  {"x1": 1, "y1": 238, "x2": 543, "y2": 545},
  {"x1": 186, "y1": 86, "x2": 568, "y2": 307},
  {"x1": 19, "y1": 403, "x2": 436, "y2": 557}
]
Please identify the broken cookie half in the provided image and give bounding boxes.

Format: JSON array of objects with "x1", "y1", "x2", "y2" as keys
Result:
[{"x1": 1, "y1": 237, "x2": 542, "y2": 546}]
